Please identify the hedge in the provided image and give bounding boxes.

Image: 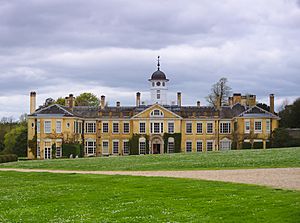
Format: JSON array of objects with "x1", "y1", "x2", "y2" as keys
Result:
[
  {"x1": 242, "y1": 142, "x2": 252, "y2": 149},
  {"x1": 0, "y1": 154, "x2": 18, "y2": 163},
  {"x1": 129, "y1": 134, "x2": 149, "y2": 155},
  {"x1": 62, "y1": 143, "x2": 84, "y2": 158},
  {"x1": 253, "y1": 142, "x2": 263, "y2": 149},
  {"x1": 163, "y1": 133, "x2": 182, "y2": 153}
]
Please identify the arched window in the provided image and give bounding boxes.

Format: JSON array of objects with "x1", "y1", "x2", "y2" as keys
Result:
[
  {"x1": 139, "y1": 137, "x2": 146, "y2": 154},
  {"x1": 150, "y1": 109, "x2": 164, "y2": 117},
  {"x1": 168, "y1": 137, "x2": 174, "y2": 153}
]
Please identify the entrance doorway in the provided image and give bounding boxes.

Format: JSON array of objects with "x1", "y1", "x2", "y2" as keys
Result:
[{"x1": 153, "y1": 144, "x2": 161, "y2": 154}]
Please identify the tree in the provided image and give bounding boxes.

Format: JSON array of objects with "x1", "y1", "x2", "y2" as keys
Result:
[
  {"x1": 3, "y1": 125, "x2": 27, "y2": 156},
  {"x1": 55, "y1": 97, "x2": 65, "y2": 106},
  {"x1": 75, "y1": 93, "x2": 100, "y2": 106},
  {"x1": 256, "y1": 103, "x2": 270, "y2": 112},
  {"x1": 279, "y1": 98, "x2": 300, "y2": 128},
  {"x1": 206, "y1": 77, "x2": 231, "y2": 107}
]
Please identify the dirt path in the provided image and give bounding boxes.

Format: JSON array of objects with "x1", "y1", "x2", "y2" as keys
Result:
[{"x1": 1, "y1": 168, "x2": 299, "y2": 190}]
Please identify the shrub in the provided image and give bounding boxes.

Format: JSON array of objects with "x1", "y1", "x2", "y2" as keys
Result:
[
  {"x1": 253, "y1": 142, "x2": 263, "y2": 149},
  {"x1": 62, "y1": 143, "x2": 83, "y2": 158},
  {"x1": 242, "y1": 142, "x2": 252, "y2": 149},
  {"x1": 0, "y1": 154, "x2": 18, "y2": 163}
]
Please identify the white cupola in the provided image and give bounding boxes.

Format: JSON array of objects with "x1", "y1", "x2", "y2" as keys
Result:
[{"x1": 149, "y1": 56, "x2": 169, "y2": 105}]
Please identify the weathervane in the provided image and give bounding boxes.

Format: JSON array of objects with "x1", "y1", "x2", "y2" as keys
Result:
[{"x1": 157, "y1": 56, "x2": 160, "y2": 70}]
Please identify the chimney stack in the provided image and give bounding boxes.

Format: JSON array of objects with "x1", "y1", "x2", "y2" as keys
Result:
[
  {"x1": 30, "y1": 91, "x2": 36, "y2": 114},
  {"x1": 216, "y1": 96, "x2": 221, "y2": 110},
  {"x1": 100, "y1": 95, "x2": 106, "y2": 109},
  {"x1": 270, "y1": 94, "x2": 274, "y2": 113},
  {"x1": 68, "y1": 94, "x2": 75, "y2": 108},
  {"x1": 197, "y1": 101, "x2": 201, "y2": 108},
  {"x1": 177, "y1": 92, "x2": 182, "y2": 107},
  {"x1": 116, "y1": 101, "x2": 120, "y2": 107},
  {"x1": 136, "y1": 92, "x2": 141, "y2": 107}
]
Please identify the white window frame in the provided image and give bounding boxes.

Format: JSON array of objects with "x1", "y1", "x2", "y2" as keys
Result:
[
  {"x1": 168, "y1": 122, "x2": 174, "y2": 134},
  {"x1": 206, "y1": 140, "x2": 214, "y2": 151},
  {"x1": 102, "y1": 122, "x2": 109, "y2": 133},
  {"x1": 85, "y1": 121, "x2": 96, "y2": 134},
  {"x1": 56, "y1": 120, "x2": 62, "y2": 133},
  {"x1": 44, "y1": 141, "x2": 52, "y2": 159},
  {"x1": 220, "y1": 139, "x2": 231, "y2": 151},
  {"x1": 112, "y1": 140, "x2": 119, "y2": 155},
  {"x1": 244, "y1": 119, "x2": 250, "y2": 134},
  {"x1": 102, "y1": 140, "x2": 109, "y2": 155},
  {"x1": 37, "y1": 120, "x2": 40, "y2": 133},
  {"x1": 266, "y1": 119, "x2": 271, "y2": 133},
  {"x1": 112, "y1": 122, "x2": 119, "y2": 134},
  {"x1": 56, "y1": 140, "x2": 62, "y2": 158},
  {"x1": 186, "y1": 122, "x2": 192, "y2": 134},
  {"x1": 44, "y1": 120, "x2": 51, "y2": 134},
  {"x1": 206, "y1": 122, "x2": 214, "y2": 134},
  {"x1": 139, "y1": 137, "x2": 146, "y2": 155},
  {"x1": 123, "y1": 140, "x2": 129, "y2": 155},
  {"x1": 196, "y1": 122, "x2": 203, "y2": 134},
  {"x1": 150, "y1": 109, "x2": 164, "y2": 117},
  {"x1": 85, "y1": 139, "x2": 96, "y2": 156},
  {"x1": 186, "y1": 141, "x2": 192, "y2": 153},
  {"x1": 37, "y1": 140, "x2": 40, "y2": 158},
  {"x1": 139, "y1": 122, "x2": 146, "y2": 134},
  {"x1": 168, "y1": 137, "x2": 175, "y2": 153},
  {"x1": 123, "y1": 122, "x2": 130, "y2": 134},
  {"x1": 196, "y1": 140, "x2": 203, "y2": 152},
  {"x1": 220, "y1": 121, "x2": 231, "y2": 134},
  {"x1": 254, "y1": 120, "x2": 262, "y2": 133}
]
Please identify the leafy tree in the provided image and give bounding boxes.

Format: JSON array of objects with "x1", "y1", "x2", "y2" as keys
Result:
[
  {"x1": 206, "y1": 77, "x2": 231, "y2": 107},
  {"x1": 75, "y1": 93, "x2": 100, "y2": 106},
  {"x1": 55, "y1": 97, "x2": 65, "y2": 106},
  {"x1": 270, "y1": 128, "x2": 292, "y2": 148},
  {"x1": 3, "y1": 125, "x2": 27, "y2": 157},
  {"x1": 257, "y1": 103, "x2": 270, "y2": 112},
  {"x1": 279, "y1": 98, "x2": 300, "y2": 128}
]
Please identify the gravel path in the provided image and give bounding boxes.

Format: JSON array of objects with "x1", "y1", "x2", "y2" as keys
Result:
[{"x1": 1, "y1": 168, "x2": 299, "y2": 190}]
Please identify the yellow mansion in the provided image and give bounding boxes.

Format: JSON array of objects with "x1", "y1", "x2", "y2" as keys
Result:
[{"x1": 27, "y1": 60, "x2": 279, "y2": 159}]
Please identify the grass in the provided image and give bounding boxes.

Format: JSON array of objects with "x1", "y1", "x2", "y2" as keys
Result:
[
  {"x1": 1, "y1": 147, "x2": 299, "y2": 171},
  {"x1": 0, "y1": 171, "x2": 299, "y2": 222}
]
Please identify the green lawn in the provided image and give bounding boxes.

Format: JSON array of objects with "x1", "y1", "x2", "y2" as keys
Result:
[
  {"x1": 1, "y1": 147, "x2": 300, "y2": 171},
  {"x1": 0, "y1": 171, "x2": 299, "y2": 222}
]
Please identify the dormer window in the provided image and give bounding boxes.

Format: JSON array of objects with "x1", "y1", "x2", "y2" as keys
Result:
[{"x1": 151, "y1": 109, "x2": 164, "y2": 117}]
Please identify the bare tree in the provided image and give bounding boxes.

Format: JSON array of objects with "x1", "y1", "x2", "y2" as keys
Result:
[{"x1": 206, "y1": 77, "x2": 231, "y2": 107}]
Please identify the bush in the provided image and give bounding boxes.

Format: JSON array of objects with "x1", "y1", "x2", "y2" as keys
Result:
[
  {"x1": 62, "y1": 143, "x2": 83, "y2": 158},
  {"x1": 0, "y1": 154, "x2": 18, "y2": 163},
  {"x1": 253, "y1": 142, "x2": 263, "y2": 149},
  {"x1": 242, "y1": 142, "x2": 252, "y2": 149}
]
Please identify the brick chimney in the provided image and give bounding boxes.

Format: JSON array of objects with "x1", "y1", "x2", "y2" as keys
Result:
[
  {"x1": 100, "y1": 95, "x2": 106, "y2": 109},
  {"x1": 270, "y1": 94, "x2": 274, "y2": 113},
  {"x1": 30, "y1": 91, "x2": 36, "y2": 114},
  {"x1": 177, "y1": 92, "x2": 182, "y2": 107},
  {"x1": 197, "y1": 101, "x2": 200, "y2": 108},
  {"x1": 136, "y1": 92, "x2": 141, "y2": 107},
  {"x1": 116, "y1": 101, "x2": 120, "y2": 107}
]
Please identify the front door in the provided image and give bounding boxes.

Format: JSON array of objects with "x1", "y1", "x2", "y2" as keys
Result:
[{"x1": 153, "y1": 144, "x2": 161, "y2": 154}]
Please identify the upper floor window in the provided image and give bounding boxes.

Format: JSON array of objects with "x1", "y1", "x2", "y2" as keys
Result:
[
  {"x1": 150, "y1": 109, "x2": 164, "y2": 117},
  {"x1": 113, "y1": 122, "x2": 119, "y2": 134},
  {"x1": 220, "y1": 122, "x2": 231, "y2": 134},
  {"x1": 206, "y1": 122, "x2": 213, "y2": 134},
  {"x1": 168, "y1": 122, "x2": 174, "y2": 133},
  {"x1": 37, "y1": 120, "x2": 40, "y2": 133},
  {"x1": 102, "y1": 122, "x2": 109, "y2": 133},
  {"x1": 56, "y1": 120, "x2": 62, "y2": 133},
  {"x1": 254, "y1": 120, "x2": 262, "y2": 133},
  {"x1": 150, "y1": 122, "x2": 163, "y2": 134},
  {"x1": 196, "y1": 122, "x2": 203, "y2": 134},
  {"x1": 245, "y1": 120, "x2": 250, "y2": 133},
  {"x1": 85, "y1": 122, "x2": 96, "y2": 133},
  {"x1": 44, "y1": 120, "x2": 51, "y2": 133},
  {"x1": 139, "y1": 122, "x2": 146, "y2": 134},
  {"x1": 123, "y1": 122, "x2": 130, "y2": 134},
  {"x1": 186, "y1": 122, "x2": 192, "y2": 134}
]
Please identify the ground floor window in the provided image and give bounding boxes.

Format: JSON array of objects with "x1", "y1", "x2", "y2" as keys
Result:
[
  {"x1": 56, "y1": 147, "x2": 62, "y2": 158},
  {"x1": 168, "y1": 142, "x2": 174, "y2": 153},
  {"x1": 206, "y1": 141, "x2": 213, "y2": 151},
  {"x1": 220, "y1": 140, "x2": 231, "y2": 151},
  {"x1": 113, "y1": 141, "x2": 119, "y2": 154},
  {"x1": 123, "y1": 141, "x2": 129, "y2": 154},
  {"x1": 85, "y1": 140, "x2": 96, "y2": 156},
  {"x1": 186, "y1": 141, "x2": 192, "y2": 152},
  {"x1": 37, "y1": 141, "x2": 40, "y2": 158},
  {"x1": 102, "y1": 141, "x2": 109, "y2": 154},
  {"x1": 139, "y1": 142, "x2": 146, "y2": 154},
  {"x1": 196, "y1": 141, "x2": 203, "y2": 152}
]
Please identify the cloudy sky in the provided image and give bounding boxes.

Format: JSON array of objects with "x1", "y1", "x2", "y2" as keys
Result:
[{"x1": 1, "y1": 0, "x2": 300, "y2": 119}]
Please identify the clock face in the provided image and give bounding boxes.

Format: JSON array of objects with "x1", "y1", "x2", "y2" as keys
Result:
[{"x1": 156, "y1": 82, "x2": 161, "y2": 86}]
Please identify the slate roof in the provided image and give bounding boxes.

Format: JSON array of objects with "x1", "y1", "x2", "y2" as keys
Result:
[{"x1": 29, "y1": 103, "x2": 278, "y2": 119}]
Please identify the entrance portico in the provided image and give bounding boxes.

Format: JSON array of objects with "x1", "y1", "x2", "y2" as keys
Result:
[{"x1": 150, "y1": 135, "x2": 164, "y2": 154}]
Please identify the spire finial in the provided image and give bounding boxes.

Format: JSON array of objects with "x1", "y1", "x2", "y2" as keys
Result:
[{"x1": 157, "y1": 56, "x2": 160, "y2": 70}]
